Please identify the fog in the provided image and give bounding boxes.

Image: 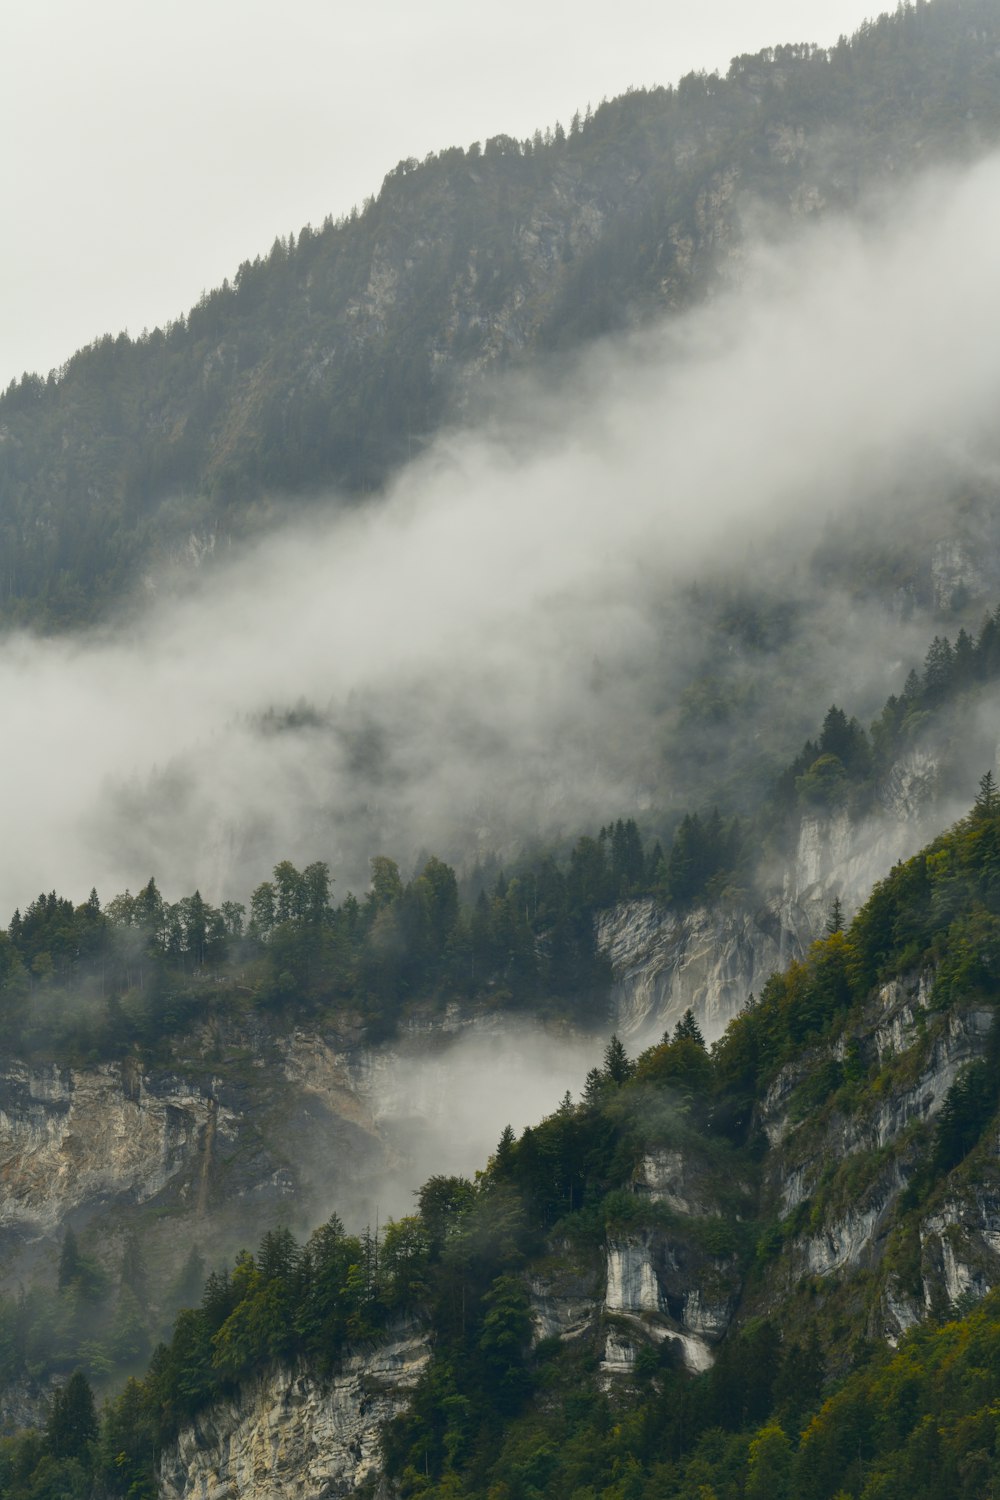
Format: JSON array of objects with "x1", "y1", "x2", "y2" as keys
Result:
[
  {"x1": 5, "y1": 155, "x2": 1000, "y2": 917},
  {"x1": 335, "y1": 1024, "x2": 606, "y2": 1229}
]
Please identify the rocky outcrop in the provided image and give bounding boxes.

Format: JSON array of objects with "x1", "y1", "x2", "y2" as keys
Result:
[
  {"x1": 599, "y1": 750, "x2": 944, "y2": 1044},
  {"x1": 159, "y1": 1327, "x2": 429, "y2": 1500},
  {"x1": 529, "y1": 1259, "x2": 597, "y2": 1344},
  {"x1": 743, "y1": 959, "x2": 1000, "y2": 1347},
  {"x1": 596, "y1": 898, "x2": 799, "y2": 1045},
  {"x1": 633, "y1": 1148, "x2": 719, "y2": 1218},
  {"x1": 0, "y1": 1032, "x2": 389, "y2": 1293},
  {"x1": 605, "y1": 1236, "x2": 663, "y2": 1315},
  {"x1": 785, "y1": 748, "x2": 942, "y2": 928},
  {"x1": 602, "y1": 1223, "x2": 740, "y2": 1377},
  {"x1": 0, "y1": 1060, "x2": 227, "y2": 1238}
]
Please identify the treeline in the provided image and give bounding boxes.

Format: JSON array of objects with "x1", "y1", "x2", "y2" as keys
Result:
[
  {"x1": 0, "y1": 847, "x2": 613, "y2": 1058},
  {"x1": 0, "y1": 809, "x2": 757, "y2": 1060}
]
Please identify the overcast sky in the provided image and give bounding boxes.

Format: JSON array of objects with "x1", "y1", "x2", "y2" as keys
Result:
[{"x1": 0, "y1": 0, "x2": 883, "y2": 386}]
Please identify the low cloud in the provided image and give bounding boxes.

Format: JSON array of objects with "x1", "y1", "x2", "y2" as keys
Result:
[
  {"x1": 330, "y1": 1023, "x2": 605, "y2": 1229},
  {"x1": 4, "y1": 155, "x2": 1000, "y2": 915}
]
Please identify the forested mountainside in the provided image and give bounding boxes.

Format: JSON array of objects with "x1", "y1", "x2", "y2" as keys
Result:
[
  {"x1": 7, "y1": 3, "x2": 1000, "y2": 1497},
  {"x1": 0, "y1": 601, "x2": 992, "y2": 1473},
  {"x1": 1, "y1": 0, "x2": 1000, "y2": 627},
  {"x1": 7, "y1": 788, "x2": 1000, "y2": 1497}
]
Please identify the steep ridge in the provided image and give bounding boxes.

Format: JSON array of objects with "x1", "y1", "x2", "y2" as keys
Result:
[
  {"x1": 0, "y1": 661, "x2": 998, "y2": 1491},
  {"x1": 141, "y1": 794, "x2": 1000, "y2": 1500},
  {"x1": 598, "y1": 567, "x2": 1000, "y2": 1046},
  {"x1": 3, "y1": 0, "x2": 1000, "y2": 627},
  {"x1": 0, "y1": 598, "x2": 992, "y2": 1353}
]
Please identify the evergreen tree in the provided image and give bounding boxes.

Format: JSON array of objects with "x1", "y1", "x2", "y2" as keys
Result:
[
  {"x1": 46, "y1": 1371, "x2": 97, "y2": 1462},
  {"x1": 974, "y1": 769, "x2": 999, "y2": 818},
  {"x1": 490, "y1": 1124, "x2": 517, "y2": 1182},
  {"x1": 602, "y1": 1033, "x2": 635, "y2": 1084},
  {"x1": 673, "y1": 1008, "x2": 705, "y2": 1046}
]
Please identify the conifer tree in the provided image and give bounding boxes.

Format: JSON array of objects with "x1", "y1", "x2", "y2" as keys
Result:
[
  {"x1": 602, "y1": 1034, "x2": 634, "y2": 1084},
  {"x1": 673, "y1": 1008, "x2": 705, "y2": 1046},
  {"x1": 46, "y1": 1370, "x2": 97, "y2": 1461},
  {"x1": 974, "y1": 769, "x2": 998, "y2": 818}
]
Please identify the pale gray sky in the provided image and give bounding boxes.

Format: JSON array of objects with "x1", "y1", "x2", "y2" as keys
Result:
[{"x1": 2, "y1": 0, "x2": 880, "y2": 386}]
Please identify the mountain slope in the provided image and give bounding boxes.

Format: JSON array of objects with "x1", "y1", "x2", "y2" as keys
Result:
[
  {"x1": 63, "y1": 790, "x2": 1000, "y2": 1500},
  {"x1": 3, "y1": 0, "x2": 1000, "y2": 626}
]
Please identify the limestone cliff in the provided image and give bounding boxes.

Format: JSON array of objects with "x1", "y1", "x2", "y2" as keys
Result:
[
  {"x1": 599, "y1": 748, "x2": 947, "y2": 1045},
  {"x1": 598, "y1": 962, "x2": 1000, "y2": 1386},
  {"x1": 0, "y1": 1030, "x2": 388, "y2": 1294},
  {"x1": 159, "y1": 1327, "x2": 429, "y2": 1500}
]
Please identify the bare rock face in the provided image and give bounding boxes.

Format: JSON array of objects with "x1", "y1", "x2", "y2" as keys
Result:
[
  {"x1": 602, "y1": 1152, "x2": 743, "y2": 1379},
  {"x1": 596, "y1": 898, "x2": 796, "y2": 1045},
  {"x1": 597, "y1": 748, "x2": 945, "y2": 1046},
  {"x1": 0, "y1": 1030, "x2": 389, "y2": 1296},
  {"x1": 601, "y1": 1230, "x2": 733, "y2": 1376},
  {"x1": 0, "y1": 1060, "x2": 224, "y2": 1238},
  {"x1": 633, "y1": 1148, "x2": 719, "y2": 1218},
  {"x1": 746, "y1": 965, "x2": 1000, "y2": 1346},
  {"x1": 159, "y1": 1328, "x2": 429, "y2": 1500},
  {"x1": 529, "y1": 1259, "x2": 597, "y2": 1345}
]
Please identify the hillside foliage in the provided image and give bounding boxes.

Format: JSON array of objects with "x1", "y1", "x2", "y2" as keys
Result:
[{"x1": 5, "y1": 789, "x2": 1000, "y2": 1494}]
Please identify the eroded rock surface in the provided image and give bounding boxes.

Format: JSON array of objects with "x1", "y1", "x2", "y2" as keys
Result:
[{"x1": 159, "y1": 1329, "x2": 429, "y2": 1500}]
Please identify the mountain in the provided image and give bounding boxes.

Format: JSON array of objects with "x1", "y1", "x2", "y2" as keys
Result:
[
  {"x1": 8, "y1": 787, "x2": 1000, "y2": 1499},
  {"x1": 5, "y1": 2, "x2": 1000, "y2": 1497},
  {"x1": 0, "y1": 596, "x2": 993, "y2": 1494},
  {"x1": 1, "y1": 0, "x2": 999, "y2": 628}
]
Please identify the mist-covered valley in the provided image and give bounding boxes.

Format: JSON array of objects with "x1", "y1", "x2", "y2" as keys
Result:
[
  {"x1": 7, "y1": 152, "x2": 1000, "y2": 919},
  {"x1": 9, "y1": 7, "x2": 1000, "y2": 1496}
]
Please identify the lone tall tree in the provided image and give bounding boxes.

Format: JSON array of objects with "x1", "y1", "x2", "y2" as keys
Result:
[{"x1": 975, "y1": 769, "x2": 998, "y2": 818}]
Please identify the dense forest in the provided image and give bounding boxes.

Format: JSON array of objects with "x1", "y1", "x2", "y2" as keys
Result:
[
  {"x1": 5, "y1": 781, "x2": 1000, "y2": 1496},
  {"x1": 2, "y1": 0, "x2": 1000, "y2": 628},
  {"x1": 6, "y1": 5, "x2": 1000, "y2": 1497},
  {"x1": 0, "y1": 596, "x2": 979, "y2": 1464}
]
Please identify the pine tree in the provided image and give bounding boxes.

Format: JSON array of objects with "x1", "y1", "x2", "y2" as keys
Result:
[
  {"x1": 602, "y1": 1034, "x2": 635, "y2": 1084},
  {"x1": 491, "y1": 1124, "x2": 517, "y2": 1182},
  {"x1": 974, "y1": 769, "x2": 998, "y2": 819},
  {"x1": 673, "y1": 1008, "x2": 706, "y2": 1046},
  {"x1": 46, "y1": 1370, "x2": 98, "y2": 1461}
]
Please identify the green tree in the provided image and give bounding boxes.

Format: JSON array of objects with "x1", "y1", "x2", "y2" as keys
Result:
[
  {"x1": 974, "y1": 769, "x2": 998, "y2": 819},
  {"x1": 477, "y1": 1273, "x2": 533, "y2": 1413},
  {"x1": 46, "y1": 1370, "x2": 98, "y2": 1462},
  {"x1": 602, "y1": 1034, "x2": 635, "y2": 1085},
  {"x1": 674, "y1": 1008, "x2": 705, "y2": 1046},
  {"x1": 745, "y1": 1422, "x2": 792, "y2": 1500}
]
